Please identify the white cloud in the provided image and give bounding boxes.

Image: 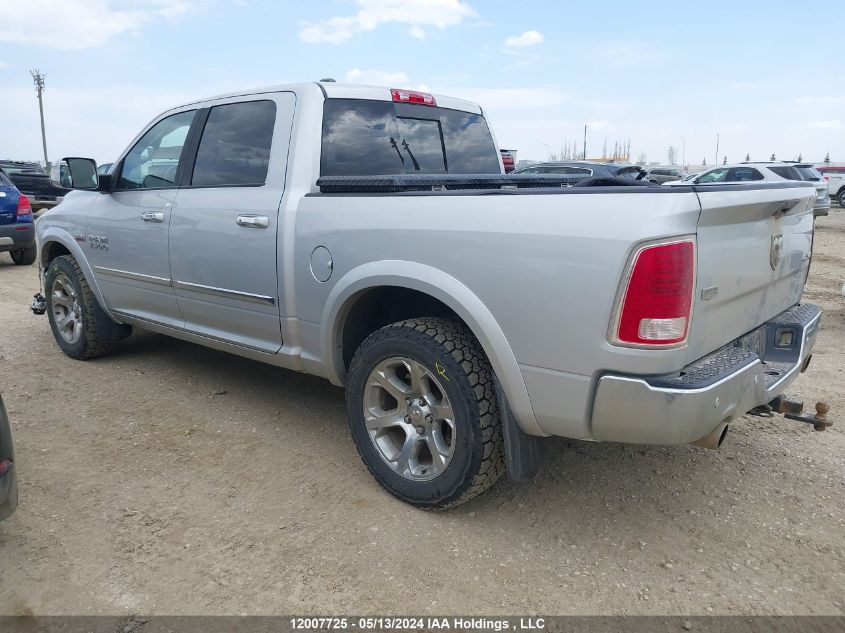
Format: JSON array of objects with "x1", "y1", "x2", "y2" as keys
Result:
[
  {"x1": 504, "y1": 30, "x2": 543, "y2": 48},
  {"x1": 345, "y1": 68, "x2": 410, "y2": 85},
  {"x1": 409, "y1": 26, "x2": 426, "y2": 40},
  {"x1": 584, "y1": 120, "x2": 616, "y2": 133},
  {"x1": 796, "y1": 95, "x2": 845, "y2": 106},
  {"x1": 0, "y1": 0, "x2": 206, "y2": 50},
  {"x1": 800, "y1": 120, "x2": 844, "y2": 131},
  {"x1": 299, "y1": 0, "x2": 475, "y2": 44}
]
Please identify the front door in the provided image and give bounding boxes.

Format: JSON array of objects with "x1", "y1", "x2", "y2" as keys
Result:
[
  {"x1": 87, "y1": 109, "x2": 197, "y2": 328},
  {"x1": 169, "y1": 93, "x2": 295, "y2": 352}
]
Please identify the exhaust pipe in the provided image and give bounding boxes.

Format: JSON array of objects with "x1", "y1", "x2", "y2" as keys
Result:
[{"x1": 690, "y1": 422, "x2": 729, "y2": 449}]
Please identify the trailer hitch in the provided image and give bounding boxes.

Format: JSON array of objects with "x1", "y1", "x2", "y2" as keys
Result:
[
  {"x1": 30, "y1": 293, "x2": 46, "y2": 316},
  {"x1": 750, "y1": 395, "x2": 832, "y2": 431}
]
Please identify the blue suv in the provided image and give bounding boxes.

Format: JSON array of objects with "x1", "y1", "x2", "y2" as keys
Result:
[{"x1": 0, "y1": 169, "x2": 36, "y2": 265}]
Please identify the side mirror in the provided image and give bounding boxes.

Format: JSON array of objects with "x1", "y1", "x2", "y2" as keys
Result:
[{"x1": 50, "y1": 157, "x2": 99, "y2": 191}]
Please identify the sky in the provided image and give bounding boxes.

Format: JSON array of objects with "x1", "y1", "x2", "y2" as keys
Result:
[{"x1": 0, "y1": 0, "x2": 843, "y2": 167}]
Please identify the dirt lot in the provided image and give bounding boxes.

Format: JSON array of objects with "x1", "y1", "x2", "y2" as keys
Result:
[{"x1": 0, "y1": 212, "x2": 843, "y2": 616}]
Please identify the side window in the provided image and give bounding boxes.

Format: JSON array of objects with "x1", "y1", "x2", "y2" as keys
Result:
[
  {"x1": 191, "y1": 100, "x2": 277, "y2": 187},
  {"x1": 697, "y1": 168, "x2": 728, "y2": 183},
  {"x1": 728, "y1": 167, "x2": 764, "y2": 181},
  {"x1": 117, "y1": 110, "x2": 195, "y2": 190}
]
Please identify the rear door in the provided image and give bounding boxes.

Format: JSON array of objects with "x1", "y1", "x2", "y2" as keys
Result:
[
  {"x1": 686, "y1": 184, "x2": 816, "y2": 362},
  {"x1": 168, "y1": 93, "x2": 295, "y2": 352}
]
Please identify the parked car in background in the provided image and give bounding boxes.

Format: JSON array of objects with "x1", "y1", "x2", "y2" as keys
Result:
[
  {"x1": 672, "y1": 162, "x2": 829, "y2": 216},
  {"x1": 782, "y1": 163, "x2": 830, "y2": 216},
  {"x1": 646, "y1": 167, "x2": 683, "y2": 184},
  {"x1": 818, "y1": 165, "x2": 845, "y2": 208},
  {"x1": 667, "y1": 163, "x2": 795, "y2": 185},
  {"x1": 97, "y1": 162, "x2": 114, "y2": 175},
  {"x1": 512, "y1": 160, "x2": 645, "y2": 181},
  {"x1": 0, "y1": 170, "x2": 36, "y2": 265},
  {"x1": 0, "y1": 394, "x2": 18, "y2": 521},
  {"x1": 499, "y1": 150, "x2": 516, "y2": 173},
  {"x1": 0, "y1": 160, "x2": 70, "y2": 211}
]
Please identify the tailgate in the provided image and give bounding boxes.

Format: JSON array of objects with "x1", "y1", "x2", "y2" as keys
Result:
[
  {"x1": 0, "y1": 187, "x2": 18, "y2": 225},
  {"x1": 686, "y1": 183, "x2": 816, "y2": 362}
]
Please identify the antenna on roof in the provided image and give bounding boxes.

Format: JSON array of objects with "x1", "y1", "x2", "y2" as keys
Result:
[{"x1": 320, "y1": 78, "x2": 336, "y2": 82}]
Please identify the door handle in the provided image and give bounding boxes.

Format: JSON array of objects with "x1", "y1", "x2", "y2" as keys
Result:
[
  {"x1": 141, "y1": 212, "x2": 165, "y2": 223},
  {"x1": 236, "y1": 215, "x2": 269, "y2": 229}
]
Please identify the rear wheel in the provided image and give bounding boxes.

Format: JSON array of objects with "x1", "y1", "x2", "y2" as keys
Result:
[
  {"x1": 838, "y1": 189, "x2": 845, "y2": 208},
  {"x1": 345, "y1": 317, "x2": 505, "y2": 508},
  {"x1": 45, "y1": 255, "x2": 131, "y2": 359},
  {"x1": 10, "y1": 246, "x2": 36, "y2": 266}
]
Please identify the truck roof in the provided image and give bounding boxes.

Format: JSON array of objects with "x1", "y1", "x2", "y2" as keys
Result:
[{"x1": 172, "y1": 82, "x2": 484, "y2": 116}]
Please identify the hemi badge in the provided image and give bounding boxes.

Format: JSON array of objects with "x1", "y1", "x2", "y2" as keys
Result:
[{"x1": 701, "y1": 286, "x2": 719, "y2": 301}]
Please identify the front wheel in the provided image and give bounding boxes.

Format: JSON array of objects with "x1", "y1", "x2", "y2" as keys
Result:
[
  {"x1": 345, "y1": 317, "x2": 505, "y2": 508},
  {"x1": 45, "y1": 255, "x2": 131, "y2": 359},
  {"x1": 838, "y1": 189, "x2": 845, "y2": 208}
]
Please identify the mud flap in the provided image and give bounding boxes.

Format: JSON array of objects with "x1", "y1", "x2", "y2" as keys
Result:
[{"x1": 494, "y1": 377, "x2": 544, "y2": 482}]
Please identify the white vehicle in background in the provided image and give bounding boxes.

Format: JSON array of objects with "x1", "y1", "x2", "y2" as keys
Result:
[
  {"x1": 667, "y1": 162, "x2": 830, "y2": 216},
  {"x1": 817, "y1": 166, "x2": 845, "y2": 208}
]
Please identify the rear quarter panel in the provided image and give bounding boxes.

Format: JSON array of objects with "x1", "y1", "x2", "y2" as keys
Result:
[{"x1": 294, "y1": 188, "x2": 702, "y2": 437}]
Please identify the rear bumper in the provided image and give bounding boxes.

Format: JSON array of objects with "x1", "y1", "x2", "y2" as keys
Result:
[
  {"x1": 813, "y1": 196, "x2": 831, "y2": 216},
  {"x1": 591, "y1": 303, "x2": 820, "y2": 445},
  {"x1": 0, "y1": 223, "x2": 35, "y2": 252}
]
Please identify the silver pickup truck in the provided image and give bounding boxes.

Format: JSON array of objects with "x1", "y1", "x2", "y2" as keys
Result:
[{"x1": 34, "y1": 82, "x2": 825, "y2": 508}]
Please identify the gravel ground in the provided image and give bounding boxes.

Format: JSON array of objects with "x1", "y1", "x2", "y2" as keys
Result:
[{"x1": 0, "y1": 211, "x2": 843, "y2": 616}]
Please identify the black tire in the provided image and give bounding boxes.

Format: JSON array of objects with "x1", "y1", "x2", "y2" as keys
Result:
[
  {"x1": 838, "y1": 189, "x2": 845, "y2": 209},
  {"x1": 45, "y1": 255, "x2": 131, "y2": 359},
  {"x1": 345, "y1": 317, "x2": 505, "y2": 508},
  {"x1": 10, "y1": 246, "x2": 36, "y2": 266}
]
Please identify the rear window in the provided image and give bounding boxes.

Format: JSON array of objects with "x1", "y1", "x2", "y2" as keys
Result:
[
  {"x1": 0, "y1": 172, "x2": 12, "y2": 187},
  {"x1": 767, "y1": 166, "x2": 799, "y2": 180},
  {"x1": 795, "y1": 166, "x2": 822, "y2": 181},
  {"x1": 320, "y1": 99, "x2": 500, "y2": 176}
]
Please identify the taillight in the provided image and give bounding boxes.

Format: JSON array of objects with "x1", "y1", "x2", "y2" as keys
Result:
[
  {"x1": 390, "y1": 88, "x2": 436, "y2": 106},
  {"x1": 16, "y1": 194, "x2": 33, "y2": 221},
  {"x1": 611, "y1": 239, "x2": 696, "y2": 346}
]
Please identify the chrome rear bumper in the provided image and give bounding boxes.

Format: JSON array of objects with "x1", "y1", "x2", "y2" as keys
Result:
[{"x1": 590, "y1": 304, "x2": 820, "y2": 445}]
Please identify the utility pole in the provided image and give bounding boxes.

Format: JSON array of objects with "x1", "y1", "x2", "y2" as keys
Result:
[
  {"x1": 680, "y1": 136, "x2": 686, "y2": 167},
  {"x1": 543, "y1": 143, "x2": 550, "y2": 160},
  {"x1": 714, "y1": 133, "x2": 720, "y2": 167},
  {"x1": 31, "y1": 69, "x2": 49, "y2": 169},
  {"x1": 583, "y1": 124, "x2": 588, "y2": 160}
]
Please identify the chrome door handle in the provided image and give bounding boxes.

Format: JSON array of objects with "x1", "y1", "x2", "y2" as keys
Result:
[
  {"x1": 141, "y1": 212, "x2": 165, "y2": 223},
  {"x1": 236, "y1": 215, "x2": 269, "y2": 229}
]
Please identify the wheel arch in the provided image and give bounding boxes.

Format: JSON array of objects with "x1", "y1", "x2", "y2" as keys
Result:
[
  {"x1": 38, "y1": 229, "x2": 117, "y2": 322},
  {"x1": 321, "y1": 261, "x2": 543, "y2": 435}
]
